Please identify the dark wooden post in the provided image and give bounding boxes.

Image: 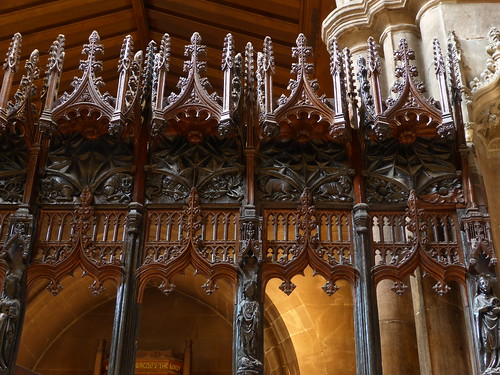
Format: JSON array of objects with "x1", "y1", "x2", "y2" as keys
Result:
[
  {"x1": 234, "y1": 217, "x2": 264, "y2": 375},
  {"x1": 107, "y1": 202, "x2": 143, "y2": 375},
  {"x1": 0, "y1": 206, "x2": 33, "y2": 375},
  {"x1": 352, "y1": 203, "x2": 383, "y2": 375}
]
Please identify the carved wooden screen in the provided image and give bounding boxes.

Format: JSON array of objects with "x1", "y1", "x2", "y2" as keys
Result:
[
  {"x1": 371, "y1": 208, "x2": 464, "y2": 294},
  {"x1": 29, "y1": 208, "x2": 127, "y2": 294},
  {"x1": 138, "y1": 207, "x2": 239, "y2": 298},
  {"x1": 262, "y1": 205, "x2": 355, "y2": 295}
]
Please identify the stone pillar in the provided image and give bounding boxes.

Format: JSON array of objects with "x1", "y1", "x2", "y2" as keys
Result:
[
  {"x1": 377, "y1": 279, "x2": 420, "y2": 375},
  {"x1": 93, "y1": 339, "x2": 106, "y2": 375},
  {"x1": 352, "y1": 203, "x2": 382, "y2": 375},
  {"x1": 107, "y1": 202, "x2": 143, "y2": 375},
  {"x1": 421, "y1": 278, "x2": 472, "y2": 374},
  {"x1": 234, "y1": 217, "x2": 264, "y2": 375}
]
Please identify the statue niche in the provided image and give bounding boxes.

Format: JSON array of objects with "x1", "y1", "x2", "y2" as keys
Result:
[{"x1": 474, "y1": 274, "x2": 500, "y2": 374}]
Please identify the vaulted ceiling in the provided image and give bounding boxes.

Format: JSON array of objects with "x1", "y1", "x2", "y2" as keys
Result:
[{"x1": 0, "y1": 0, "x2": 335, "y2": 99}]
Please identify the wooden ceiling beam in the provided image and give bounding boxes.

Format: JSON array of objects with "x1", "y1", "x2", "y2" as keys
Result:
[{"x1": 131, "y1": 0, "x2": 150, "y2": 51}]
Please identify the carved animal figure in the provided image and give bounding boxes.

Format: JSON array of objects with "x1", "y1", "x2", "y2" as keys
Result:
[
  {"x1": 41, "y1": 176, "x2": 75, "y2": 202},
  {"x1": 262, "y1": 178, "x2": 293, "y2": 196},
  {"x1": 101, "y1": 173, "x2": 133, "y2": 203},
  {"x1": 318, "y1": 176, "x2": 352, "y2": 199}
]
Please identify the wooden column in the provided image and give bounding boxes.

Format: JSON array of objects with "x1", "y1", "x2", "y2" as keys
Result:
[
  {"x1": 107, "y1": 203, "x2": 143, "y2": 375},
  {"x1": 0, "y1": 206, "x2": 33, "y2": 375},
  {"x1": 352, "y1": 203, "x2": 383, "y2": 375},
  {"x1": 234, "y1": 217, "x2": 264, "y2": 375}
]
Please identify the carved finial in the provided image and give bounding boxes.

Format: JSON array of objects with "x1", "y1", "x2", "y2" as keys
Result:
[
  {"x1": 157, "y1": 34, "x2": 170, "y2": 73},
  {"x1": 447, "y1": 31, "x2": 462, "y2": 96},
  {"x1": 329, "y1": 38, "x2": 341, "y2": 75},
  {"x1": 433, "y1": 38, "x2": 445, "y2": 76},
  {"x1": 387, "y1": 38, "x2": 425, "y2": 108},
  {"x1": 393, "y1": 38, "x2": 419, "y2": 81},
  {"x1": 391, "y1": 281, "x2": 409, "y2": 296},
  {"x1": 262, "y1": 36, "x2": 274, "y2": 73},
  {"x1": 184, "y1": 32, "x2": 206, "y2": 74},
  {"x1": 39, "y1": 34, "x2": 65, "y2": 135},
  {"x1": 356, "y1": 56, "x2": 375, "y2": 119},
  {"x1": 80, "y1": 30, "x2": 104, "y2": 73},
  {"x1": 322, "y1": 281, "x2": 339, "y2": 296},
  {"x1": 12, "y1": 49, "x2": 40, "y2": 108},
  {"x1": 118, "y1": 35, "x2": 134, "y2": 72},
  {"x1": 367, "y1": 37, "x2": 381, "y2": 74},
  {"x1": 245, "y1": 42, "x2": 255, "y2": 93},
  {"x1": 3, "y1": 33, "x2": 22, "y2": 73},
  {"x1": 141, "y1": 40, "x2": 156, "y2": 107},
  {"x1": 45, "y1": 34, "x2": 65, "y2": 78},
  {"x1": 222, "y1": 33, "x2": 234, "y2": 70},
  {"x1": 293, "y1": 33, "x2": 313, "y2": 72},
  {"x1": 432, "y1": 281, "x2": 451, "y2": 296}
]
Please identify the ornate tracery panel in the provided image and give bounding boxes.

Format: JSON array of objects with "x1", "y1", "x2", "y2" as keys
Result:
[
  {"x1": 371, "y1": 201, "x2": 465, "y2": 295},
  {"x1": 262, "y1": 190, "x2": 356, "y2": 295},
  {"x1": 138, "y1": 189, "x2": 238, "y2": 299}
]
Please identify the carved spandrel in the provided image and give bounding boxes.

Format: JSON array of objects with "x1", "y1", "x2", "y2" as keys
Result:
[
  {"x1": 145, "y1": 134, "x2": 244, "y2": 204},
  {"x1": 257, "y1": 138, "x2": 352, "y2": 203},
  {"x1": 40, "y1": 132, "x2": 134, "y2": 205},
  {"x1": 364, "y1": 133, "x2": 462, "y2": 207}
]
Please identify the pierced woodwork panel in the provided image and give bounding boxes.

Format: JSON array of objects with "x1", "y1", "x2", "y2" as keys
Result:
[
  {"x1": 40, "y1": 132, "x2": 134, "y2": 204},
  {"x1": 264, "y1": 210, "x2": 352, "y2": 265},
  {"x1": 262, "y1": 191, "x2": 356, "y2": 295},
  {"x1": 146, "y1": 134, "x2": 244, "y2": 204},
  {"x1": 372, "y1": 209, "x2": 465, "y2": 291},
  {"x1": 138, "y1": 203, "x2": 239, "y2": 298},
  {"x1": 143, "y1": 209, "x2": 238, "y2": 265},
  {"x1": 28, "y1": 208, "x2": 126, "y2": 294},
  {"x1": 257, "y1": 138, "x2": 352, "y2": 203}
]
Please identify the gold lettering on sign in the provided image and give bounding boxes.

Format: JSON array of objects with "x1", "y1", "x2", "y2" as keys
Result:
[{"x1": 135, "y1": 359, "x2": 183, "y2": 373}]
